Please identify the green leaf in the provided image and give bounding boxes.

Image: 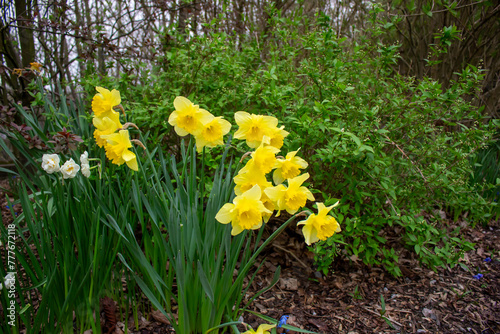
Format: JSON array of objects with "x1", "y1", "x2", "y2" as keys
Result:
[
  {"x1": 380, "y1": 295, "x2": 386, "y2": 315},
  {"x1": 19, "y1": 303, "x2": 32, "y2": 315},
  {"x1": 344, "y1": 132, "x2": 362, "y2": 147},
  {"x1": 197, "y1": 261, "x2": 215, "y2": 303}
]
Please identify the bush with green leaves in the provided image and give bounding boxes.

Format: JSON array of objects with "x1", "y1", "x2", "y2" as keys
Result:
[{"x1": 81, "y1": 8, "x2": 497, "y2": 276}]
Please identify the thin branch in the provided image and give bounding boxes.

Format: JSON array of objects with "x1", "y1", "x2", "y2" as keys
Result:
[
  {"x1": 389, "y1": 0, "x2": 490, "y2": 17},
  {"x1": 383, "y1": 135, "x2": 427, "y2": 183}
]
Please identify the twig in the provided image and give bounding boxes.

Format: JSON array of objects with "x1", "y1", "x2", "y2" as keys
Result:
[
  {"x1": 383, "y1": 135, "x2": 427, "y2": 183},
  {"x1": 362, "y1": 307, "x2": 404, "y2": 327},
  {"x1": 272, "y1": 244, "x2": 310, "y2": 270},
  {"x1": 388, "y1": 1, "x2": 490, "y2": 17},
  {"x1": 373, "y1": 305, "x2": 414, "y2": 314},
  {"x1": 332, "y1": 315, "x2": 352, "y2": 323}
]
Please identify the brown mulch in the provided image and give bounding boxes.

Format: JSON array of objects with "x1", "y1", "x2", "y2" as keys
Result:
[
  {"x1": 242, "y1": 222, "x2": 500, "y2": 334},
  {"x1": 1, "y1": 176, "x2": 499, "y2": 334}
]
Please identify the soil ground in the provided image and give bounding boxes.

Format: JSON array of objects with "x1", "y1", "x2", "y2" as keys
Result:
[{"x1": 1, "y1": 176, "x2": 499, "y2": 334}]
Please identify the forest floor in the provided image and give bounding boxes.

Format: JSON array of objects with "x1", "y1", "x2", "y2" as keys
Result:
[{"x1": 1, "y1": 176, "x2": 499, "y2": 334}]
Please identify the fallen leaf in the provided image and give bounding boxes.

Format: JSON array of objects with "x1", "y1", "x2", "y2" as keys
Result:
[
  {"x1": 151, "y1": 310, "x2": 170, "y2": 325},
  {"x1": 280, "y1": 277, "x2": 299, "y2": 290},
  {"x1": 308, "y1": 318, "x2": 328, "y2": 331}
]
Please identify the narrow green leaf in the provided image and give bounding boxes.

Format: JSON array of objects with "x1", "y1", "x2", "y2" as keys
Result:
[{"x1": 197, "y1": 261, "x2": 215, "y2": 303}]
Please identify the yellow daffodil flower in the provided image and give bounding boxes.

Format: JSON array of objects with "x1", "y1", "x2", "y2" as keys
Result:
[
  {"x1": 101, "y1": 130, "x2": 138, "y2": 171},
  {"x1": 234, "y1": 162, "x2": 272, "y2": 196},
  {"x1": 242, "y1": 141, "x2": 279, "y2": 175},
  {"x1": 273, "y1": 149, "x2": 308, "y2": 185},
  {"x1": 264, "y1": 173, "x2": 314, "y2": 215},
  {"x1": 242, "y1": 324, "x2": 276, "y2": 334},
  {"x1": 234, "y1": 111, "x2": 279, "y2": 148},
  {"x1": 215, "y1": 184, "x2": 272, "y2": 236},
  {"x1": 91, "y1": 87, "x2": 121, "y2": 116},
  {"x1": 194, "y1": 116, "x2": 231, "y2": 152},
  {"x1": 266, "y1": 125, "x2": 289, "y2": 149},
  {"x1": 297, "y1": 202, "x2": 341, "y2": 245},
  {"x1": 168, "y1": 96, "x2": 214, "y2": 136},
  {"x1": 93, "y1": 109, "x2": 122, "y2": 147}
]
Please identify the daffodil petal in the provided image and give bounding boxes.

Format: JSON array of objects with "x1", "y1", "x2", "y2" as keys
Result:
[
  {"x1": 289, "y1": 172, "x2": 309, "y2": 187},
  {"x1": 122, "y1": 150, "x2": 136, "y2": 162},
  {"x1": 215, "y1": 203, "x2": 235, "y2": 224},
  {"x1": 234, "y1": 111, "x2": 251, "y2": 126},
  {"x1": 242, "y1": 184, "x2": 262, "y2": 201},
  {"x1": 126, "y1": 156, "x2": 138, "y2": 171},
  {"x1": 173, "y1": 96, "x2": 193, "y2": 111},
  {"x1": 231, "y1": 224, "x2": 245, "y2": 236}
]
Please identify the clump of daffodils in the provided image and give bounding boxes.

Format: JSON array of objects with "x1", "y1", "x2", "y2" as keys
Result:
[
  {"x1": 217, "y1": 108, "x2": 340, "y2": 244},
  {"x1": 41, "y1": 151, "x2": 94, "y2": 179},
  {"x1": 166, "y1": 96, "x2": 341, "y2": 244},
  {"x1": 91, "y1": 87, "x2": 143, "y2": 171}
]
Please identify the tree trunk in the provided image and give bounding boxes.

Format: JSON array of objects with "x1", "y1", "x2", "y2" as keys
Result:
[{"x1": 14, "y1": 0, "x2": 35, "y2": 67}]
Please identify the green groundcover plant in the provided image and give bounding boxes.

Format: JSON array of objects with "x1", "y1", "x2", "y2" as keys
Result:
[{"x1": 0, "y1": 80, "x2": 334, "y2": 333}]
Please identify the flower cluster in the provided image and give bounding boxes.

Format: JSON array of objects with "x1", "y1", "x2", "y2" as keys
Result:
[
  {"x1": 91, "y1": 87, "x2": 140, "y2": 171},
  {"x1": 211, "y1": 110, "x2": 340, "y2": 244},
  {"x1": 165, "y1": 97, "x2": 341, "y2": 244},
  {"x1": 168, "y1": 96, "x2": 231, "y2": 152},
  {"x1": 41, "y1": 152, "x2": 91, "y2": 179}
]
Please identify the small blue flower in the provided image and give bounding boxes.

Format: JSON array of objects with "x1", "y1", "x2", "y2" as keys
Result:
[
  {"x1": 278, "y1": 315, "x2": 289, "y2": 328},
  {"x1": 473, "y1": 273, "x2": 483, "y2": 280},
  {"x1": 484, "y1": 257, "x2": 492, "y2": 263}
]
